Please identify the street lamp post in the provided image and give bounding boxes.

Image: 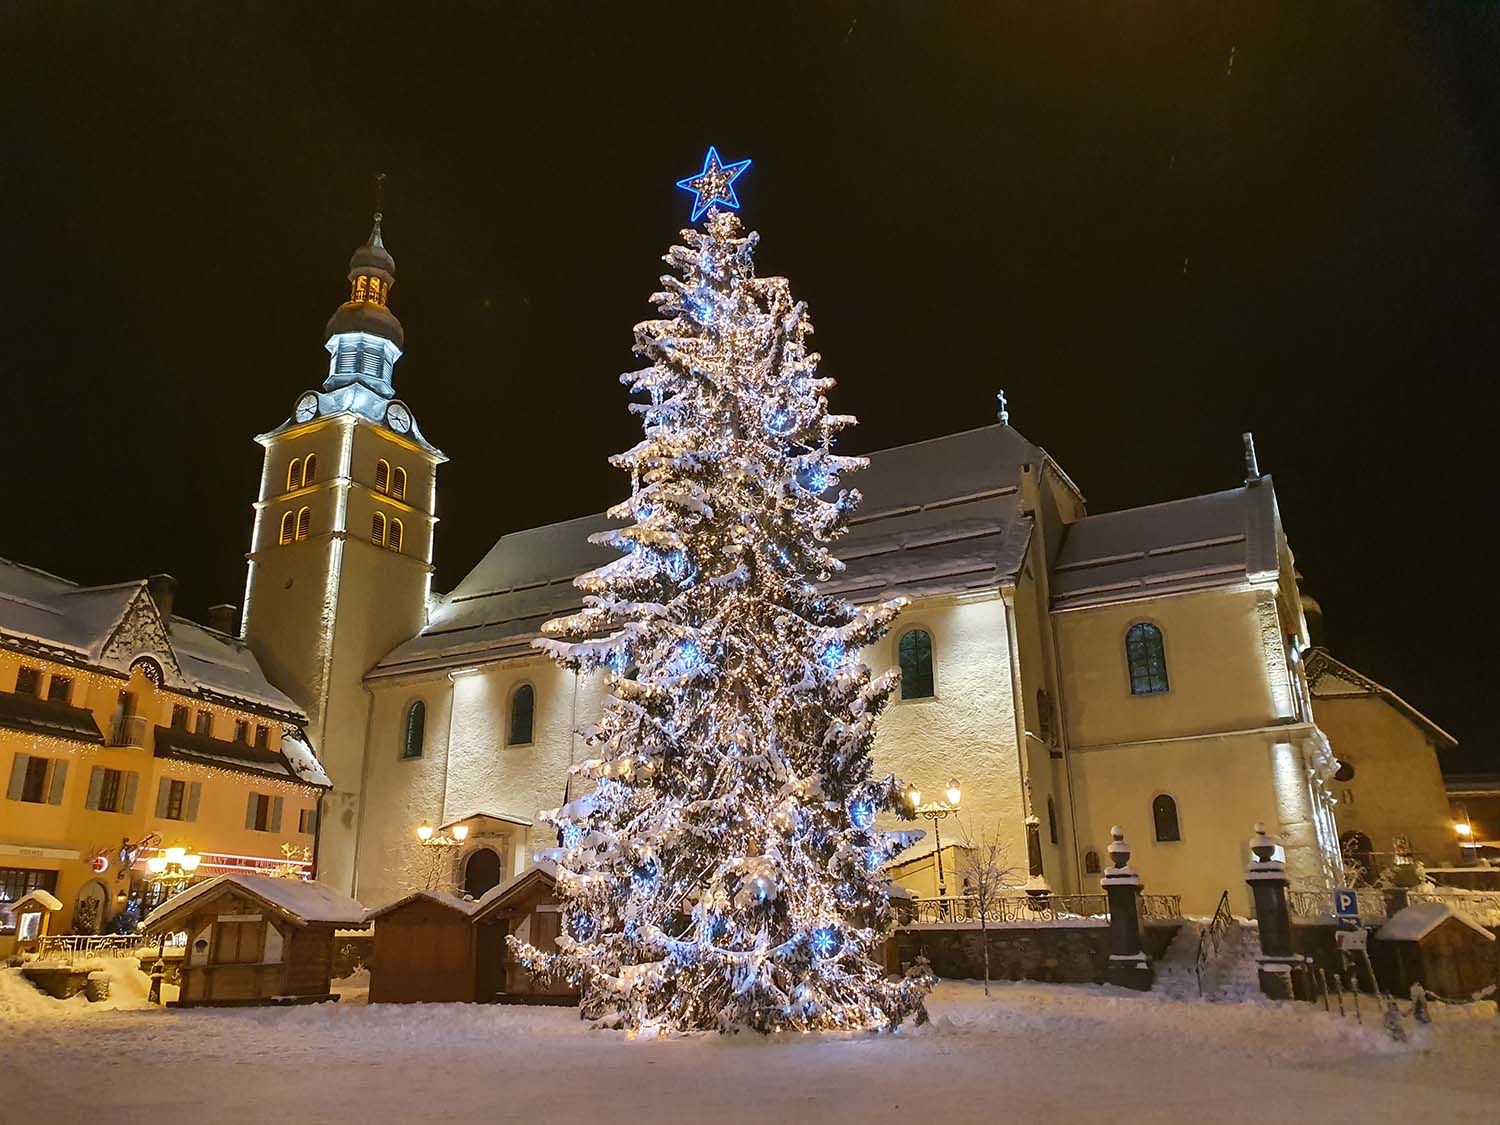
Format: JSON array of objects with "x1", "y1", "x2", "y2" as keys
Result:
[
  {"x1": 905, "y1": 779, "x2": 962, "y2": 918},
  {"x1": 146, "y1": 846, "x2": 202, "y2": 897},
  {"x1": 414, "y1": 820, "x2": 470, "y2": 892}
]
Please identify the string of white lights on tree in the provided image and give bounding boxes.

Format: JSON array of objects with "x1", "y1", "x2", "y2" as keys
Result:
[{"x1": 509, "y1": 151, "x2": 933, "y2": 1034}]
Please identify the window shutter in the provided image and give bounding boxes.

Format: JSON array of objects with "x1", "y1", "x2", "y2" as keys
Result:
[
  {"x1": 375, "y1": 460, "x2": 389, "y2": 494},
  {"x1": 307, "y1": 806, "x2": 317, "y2": 835},
  {"x1": 155, "y1": 778, "x2": 171, "y2": 818},
  {"x1": 6, "y1": 753, "x2": 28, "y2": 801},
  {"x1": 47, "y1": 760, "x2": 68, "y2": 806},
  {"x1": 393, "y1": 467, "x2": 407, "y2": 501},
  {"x1": 121, "y1": 771, "x2": 139, "y2": 815},
  {"x1": 85, "y1": 765, "x2": 105, "y2": 810},
  {"x1": 186, "y1": 782, "x2": 202, "y2": 822},
  {"x1": 297, "y1": 507, "x2": 311, "y2": 540},
  {"x1": 270, "y1": 796, "x2": 284, "y2": 833},
  {"x1": 245, "y1": 793, "x2": 258, "y2": 830}
]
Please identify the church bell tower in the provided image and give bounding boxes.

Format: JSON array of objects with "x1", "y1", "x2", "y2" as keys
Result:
[{"x1": 242, "y1": 209, "x2": 445, "y2": 893}]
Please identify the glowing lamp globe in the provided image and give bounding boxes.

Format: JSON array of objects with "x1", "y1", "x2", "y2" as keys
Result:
[
  {"x1": 946, "y1": 779, "x2": 962, "y2": 807},
  {"x1": 182, "y1": 853, "x2": 202, "y2": 871},
  {"x1": 416, "y1": 822, "x2": 434, "y2": 842},
  {"x1": 452, "y1": 823, "x2": 470, "y2": 842},
  {"x1": 1455, "y1": 822, "x2": 1473, "y2": 838},
  {"x1": 147, "y1": 856, "x2": 168, "y2": 874},
  {"x1": 165, "y1": 847, "x2": 186, "y2": 865}
]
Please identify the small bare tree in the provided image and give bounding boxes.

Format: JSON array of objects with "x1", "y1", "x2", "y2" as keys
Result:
[{"x1": 957, "y1": 819, "x2": 1021, "y2": 996}]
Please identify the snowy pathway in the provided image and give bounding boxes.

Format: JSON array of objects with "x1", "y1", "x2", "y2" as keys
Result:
[{"x1": 1, "y1": 969, "x2": 1493, "y2": 1124}]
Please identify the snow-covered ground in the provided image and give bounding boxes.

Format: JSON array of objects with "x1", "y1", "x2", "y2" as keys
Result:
[{"x1": 1, "y1": 967, "x2": 1494, "y2": 1123}]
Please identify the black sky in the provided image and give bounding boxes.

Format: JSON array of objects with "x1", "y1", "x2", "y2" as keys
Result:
[{"x1": 2, "y1": 4, "x2": 1496, "y2": 770}]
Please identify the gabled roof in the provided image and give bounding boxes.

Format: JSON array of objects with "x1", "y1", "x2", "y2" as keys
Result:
[
  {"x1": 365, "y1": 889, "x2": 483, "y2": 921},
  {"x1": 1377, "y1": 901, "x2": 1495, "y2": 943},
  {"x1": 471, "y1": 860, "x2": 559, "y2": 923},
  {"x1": 142, "y1": 873, "x2": 367, "y2": 930},
  {"x1": 0, "y1": 558, "x2": 302, "y2": 720},
  {"x1": 1050, "y1": 481, "x2": 1280, "y2": 611},
  {"x1": 370, "y1": 425, "x2": 1048, "y2": 678},
  {"x1": 1306, "y1": 649, "x2": 1458, "y2": 751}
]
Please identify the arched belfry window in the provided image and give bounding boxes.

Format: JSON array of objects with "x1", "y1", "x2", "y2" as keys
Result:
[
  {"x1": 898, "y1": 629, "x2": 934, "y2": 700},
  {"x1": 295, "y1": 507, "x2": 311, "y2": 541},
  {"x1": 375, "y1": 459, "x2": 391, "y2": 494},
  {"x1": 287, "y1": 458, "x2": 302, "y2": 493},
  {"x1": 1126, "y1": 622, "x2": 1169, "y2": 696},
  {"x1": 389, "y1": 518, "x2": 404, "y2": 553},
  {"x1": 392, "y1": 466, "x2": 408, "y2": 501},
  {"x1": 301, "y1": 453, "x2": 317, "y2": 487},
  {"x1": 509, "y1": 684, "x2": 535, "y2": 746},
  {"x1": 1152, "y1": 794, "x2": 1181, "y2": 843},
  {"x1": 371, "y1": 512, "x2": 386, "y2": 546},
  {"x1": 279, "y1": 511, "x2": 295, "y2": 545},
  {"x1": 402, "y1": 701, "x2": 425, "y2": 759}
]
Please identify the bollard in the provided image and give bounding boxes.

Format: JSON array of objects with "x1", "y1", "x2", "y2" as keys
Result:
[{"x1": 1316, "y1": 968, "x2": 1330, "y2": 1012}]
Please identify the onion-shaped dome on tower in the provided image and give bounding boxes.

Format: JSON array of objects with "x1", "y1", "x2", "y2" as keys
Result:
[{"x1": 324, "y1": 213, "x2": 405, "y2": 348}]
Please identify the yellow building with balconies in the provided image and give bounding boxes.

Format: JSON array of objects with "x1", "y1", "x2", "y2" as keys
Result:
[{"x1": 0, "y1": 562, "x2": 332, "y2": 951}]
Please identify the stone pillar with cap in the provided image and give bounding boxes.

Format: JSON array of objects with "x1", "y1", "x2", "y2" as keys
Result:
[
  {"x1": 1101, "y1": 825, "x2": 1152, "y2": 990},
  {"x1": 1246, "y1": 822, "x2": 1308, "y2": 1000},
  {"x1": 1022, "y1": 814, "x2": 1052, "y2": 899}
]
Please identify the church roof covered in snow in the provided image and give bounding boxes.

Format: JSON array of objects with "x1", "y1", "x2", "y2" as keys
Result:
[
  {"x1": 0, "y1": 558, "x2": 305, "y2": 721},
  {"x1": 1049, "y1": 480, "x2": 1282, "y2": 611},
  {"x1": 370, "y1": 425, "x2": 1058, "y2": 678}
]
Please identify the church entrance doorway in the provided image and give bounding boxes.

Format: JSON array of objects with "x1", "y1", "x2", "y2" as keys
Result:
[{"x1": 464, "y1": 848, "x2": 502, "y2": 898}]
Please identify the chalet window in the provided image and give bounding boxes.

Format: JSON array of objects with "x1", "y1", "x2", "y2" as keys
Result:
[
  {"x1": 402, "y1": 701, "x2": 425, "y2": 759},
  {"x1": 295, "y1": 506, "x2": 311, "y2": 541},
  {"x1": 171, "y1": 704, "x2": 190, "y2": 729},
  {"x1": 375, "y1": 459, "x2": 390, "y2": 494},
  {"x1": 17, "y1": 756, "x2": 51, "y2": 803},
  {"x1": 392, "y1": 466, "x2": 407, "y2": 501},
  {"x1": 255, "y1": 724, "x2": 270, "y2": 749},
  {"x1": 1083, "y1": 850, "x2": 1101, "y2": 875},
  {"x1": 509, "y1": 684, "x2": 535, "y2": 746},
  {"x1": 166, "y1": 779, "x2": 185, "y2": 820},
  {"x1": 195, "y1": 709, "x2": 213, "y2": 736},
  {"x1": 898, "y1": 629, "x2": 934, "y2": 700},
  {"x1": 234, "y1": 719, "x2": 250, "y2": 744},
  {"x1": 84, "y1": 766, "x2": 136, "y2": 814},
  {"x1": 1126, "y1": 622, "x2": 1169, "y2": 696},
  {"x1": 155, "y1": 777, "x2": 199, "y2": 822},
  {"x1": 47, "y1": 675, "x2": 72, "y2": 705},
  {"x1": 97, "y1": 768, "x2": 122, "y2": 813},
  {"x1": 298, "y1": 807, "x2": 317, "y2": 835},
  {"x1": 245, "y1": 792, "x2": 282, "y2": 832},
  {"x1": 213, "y1": 919, "x2": 265, "y2": 964},
  {"x1": 14, "y1": 666, "x2": 40, "y2": 696},
  {"x1": 1152, "y1": 794, "x2": 1181, "y2": 843},
  {"x1": 279, "y1": 511, "x2": 295, "y2": 545}
]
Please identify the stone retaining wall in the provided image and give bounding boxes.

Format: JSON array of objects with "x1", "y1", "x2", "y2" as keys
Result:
[{"x1": 892, "y1": 922, "x2": 1181, "y2": 984}]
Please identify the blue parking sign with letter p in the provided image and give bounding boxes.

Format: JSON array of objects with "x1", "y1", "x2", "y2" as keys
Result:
[{"x1": 1333, "y1": 888, "x2": 1359, "y2": 918}]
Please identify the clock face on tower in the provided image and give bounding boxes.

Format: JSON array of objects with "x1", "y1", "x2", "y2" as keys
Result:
[
  {"x1": 294, "y1": 392, "x2": 319, "y2": 423},
  {"x1": 386, "y1": 401, "x2": 412, "y2": 434}
]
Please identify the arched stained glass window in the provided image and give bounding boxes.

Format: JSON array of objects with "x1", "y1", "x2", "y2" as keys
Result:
[
  {"x1": 1125, "y1": 622, "x2": 1169, "y2": 696},
  {"x1": 1152, "y1": 793, "x2": 1181, "y2": 842},
  {"x1": 509, "y1": 684, "x2": 535, "y2": 746},
  {"x1": 402, "y1": 700, "x2": 425, "y2": 759},
  {"x1": 898, "y1": 629, "x2": 934, "y2": 700}
]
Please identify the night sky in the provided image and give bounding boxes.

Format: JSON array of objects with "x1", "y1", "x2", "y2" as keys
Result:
[{"x1": 3, "y1": 5, "x2": 1496, "y2": 770}]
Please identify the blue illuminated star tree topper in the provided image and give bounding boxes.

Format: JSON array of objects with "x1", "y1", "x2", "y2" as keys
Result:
[{"x1": 675, "y1": 146, "x2": 752, "y2": 222}]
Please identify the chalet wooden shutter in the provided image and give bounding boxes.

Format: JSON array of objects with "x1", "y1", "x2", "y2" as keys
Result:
[
  {"x1": 270, "y1": 796, "x2": 284, "y2": 833},
  {"x1": 121, "y1": 771, "x2": 139, "y2": 815},
  {"x1": 47, "y1": 760, "x2": 68, "y2": 806},
  {"x1": 7, "y1": 753, "x2": 30, "y2": 800},
  {"x1": 85, "y1": 765, "x2": 105, "y2": 810},
  {"x1": 155, "y1": 778, "x2": 172, "y2": 817},
  {"x1": 245, "y1": 793, "x2": 258, "y2": 830},
  {"x1": 185, "y1": 782, "x2": 202, "y2": 822}
]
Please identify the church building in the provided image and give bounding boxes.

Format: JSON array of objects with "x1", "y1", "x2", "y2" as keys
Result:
[{"x1": 244, "y1": 214, "x2": 1347, "y2": 916}]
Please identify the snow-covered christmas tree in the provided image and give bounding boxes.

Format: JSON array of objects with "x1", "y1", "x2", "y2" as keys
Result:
[{"x1": 511, "y1": 155, "x2": 931, "y2": 1034}]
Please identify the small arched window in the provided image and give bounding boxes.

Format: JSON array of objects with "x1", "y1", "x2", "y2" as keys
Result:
[
  {"x1": 1152, "y1": 794, "x2": 1181, "y2": 843},
  {"x1": 371, "y1": 512, "x2": 386, "y2": 546},
  {"x1": 392, "y1": 466, "x2": 407, "y2": 501},
  {"x1": 375, "y1": 459, "x2": 391, "y2": 494},
  {"x1": 295, "y1": 507, "x2": 311, "y2": 541},
  {"x1": 1126, "y1": 622, "x2": 1169, "y2": 696},
  {"x1": 898, "y1": 629, "x2": 934, "y2": 700},
  {"x1": 402, "y1": 700, "x2": 425, "y2": 759},
  {"x1": 509, "y1": 684, "x2": 535, "y2": 746},
  {"x1": 301, "y1": 453, "x2": 317, "y2": 487},
  {"x1": 388, "y1": 518, "x2": 404, "y2": 553},
  {"x1": 287, "y1": 458, "x2": 302, "y2": 493},
  {"x1": 1083, "y1": 850, "x2": 1101, "y2": 875},
  {"x1": 354, "y1": 276, "x2": 368, "y2": 301},
  {"x1": 1047, "y1": 796, "x2": 1058, "y2": 845},
  {"x1": 278, "y1": 511, "x2": 295, "y2": 545}
]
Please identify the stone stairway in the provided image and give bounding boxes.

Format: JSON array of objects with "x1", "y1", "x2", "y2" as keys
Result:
[
  {"x1": 1152, "y1": 918, "x2": 1264, "y2": 1001},
  {"x1": 1152, "y1": 919, "x2": 1204, "y2": 1000}
]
